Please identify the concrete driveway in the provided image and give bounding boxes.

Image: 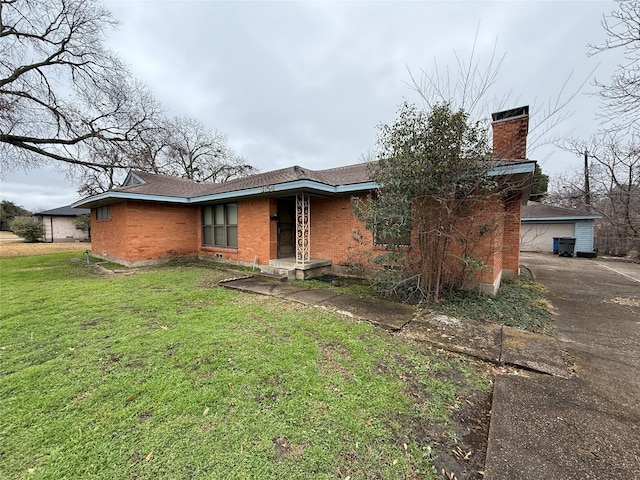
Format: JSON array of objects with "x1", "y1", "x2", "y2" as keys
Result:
[{"x1": 485, "y1": 253, "x2": 640, "y2": 479}]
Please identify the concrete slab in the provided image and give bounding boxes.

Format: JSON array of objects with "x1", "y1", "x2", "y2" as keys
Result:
[
  {"x1": 402, "y1": 312, "x2": 502, "y2": 363},
  {"x1": 221, "y1": 276, "x2": 414, "y2": 331},
  {"x1": 592, "y1": 258, "x2": 640, "y2": 283},
  {"x1": 486, "y1": 373, "x2": 640, "y2": 479},
  {"x1": 281, "y1": 288, "x2": 342, "y2": 305},
  {"x1": 222, "y1": 276, "x2": 306, "y2": 297},
  {"x1": 501, "y1": 326, "x2": 569, "y2": 377},
  {"x1": 321, "y1": 294, "x2": 415, "y2": 331},
  {"x1": 488, "y1": 252, "x2": 640, "y2": 479}
]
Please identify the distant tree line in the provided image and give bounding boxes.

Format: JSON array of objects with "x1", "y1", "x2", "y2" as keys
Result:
[{"x1": 0, "y1": 200, "x2": 31, "y2": 231}]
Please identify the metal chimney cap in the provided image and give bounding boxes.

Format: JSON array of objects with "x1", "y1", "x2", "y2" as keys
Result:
[{"x1": 491, "y1": 105, "x2": 529, "y2": 122}]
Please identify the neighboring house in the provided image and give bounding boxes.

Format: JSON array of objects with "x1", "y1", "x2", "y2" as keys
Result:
[
  {"x1": 35, "y1": 206, "x2": 91, "y2": 243},
  {"x1": 73, "y1": 106, "x2": 535, "y2": 293},
  {"x1": 520, "y1": 201, "x2": 601, "y2": 254}
]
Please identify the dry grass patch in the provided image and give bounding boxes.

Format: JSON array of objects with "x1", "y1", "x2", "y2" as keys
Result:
[{"x1": 0, "y1": 232, "x2": 90, "y2": 257}]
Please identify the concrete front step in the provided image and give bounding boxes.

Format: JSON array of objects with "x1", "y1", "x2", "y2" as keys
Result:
[{"x1": 267, "y1": 258, "x2": 332, "y2": 279}]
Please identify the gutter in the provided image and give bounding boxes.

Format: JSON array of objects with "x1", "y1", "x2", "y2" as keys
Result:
[{"x1": 522, "y1": 216, "x2": 602, "y2": 222}]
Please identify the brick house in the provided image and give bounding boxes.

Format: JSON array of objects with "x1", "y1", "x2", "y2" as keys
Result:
[{"x1": 73, "y1": 106, "x2": 534, "y2": 293}]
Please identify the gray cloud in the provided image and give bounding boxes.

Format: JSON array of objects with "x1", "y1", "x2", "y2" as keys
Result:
[
  {"x1": 1, "y1": 0, "x2": 623, "y2": 210},
  {"x1": 1, "y1": 167, "x2": 81, "y2": 212}
]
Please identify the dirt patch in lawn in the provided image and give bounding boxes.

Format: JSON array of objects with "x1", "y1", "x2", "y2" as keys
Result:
[
  {"x1": 272, "y1": 437, "x2": 307, "y2": 462},
  {"x1": 0, "y1": 233, "x2": 90, "y2": 258},
  {"x1": 392, "y1": 385, "x2": 492, "y2": 480},
  {"x1": 432, "y1": 388, "x2": 492, "y2": 480}
]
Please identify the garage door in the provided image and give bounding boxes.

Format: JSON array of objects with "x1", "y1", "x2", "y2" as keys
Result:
[{"x1": 520, "y1": 222, "x2": 574, "y2": 252}]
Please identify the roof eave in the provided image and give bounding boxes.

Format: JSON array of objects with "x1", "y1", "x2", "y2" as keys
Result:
[
  {"x1": 71, "y1": 192, "x2": 191, "y2": 209},
  {"x1": 73, "y1": 161, "x2": 535, "y2": 209},
  {"x1": 191, "y1": 180, "x2": 378, "y2": 203},
  {"x1": 522, "y1": 215, "x2": 602, "y2": 222},
  {"x1": 489, "y1": 161, "x2": 536, "y2": 204},
  {"x1": 72, "y1": 180, "x2": 379, "y2": 208},
  {"x1": 488, "y1": 161, "x2": 536, "y2": 176}
]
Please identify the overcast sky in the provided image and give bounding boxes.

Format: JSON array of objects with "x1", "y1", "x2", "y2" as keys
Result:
[{"x1": 0, "y1": 0, "x2": 624, "y2": 212}]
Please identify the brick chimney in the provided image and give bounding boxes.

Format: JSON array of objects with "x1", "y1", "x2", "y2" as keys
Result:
[{"x1": 491, "y1": 105, "x2": 529, "y2": 160}]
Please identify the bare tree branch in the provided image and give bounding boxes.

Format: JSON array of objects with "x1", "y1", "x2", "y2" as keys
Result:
[
  {"x1": 0, "y1": 0, "x2": 159, "y2": 173},
  {"x1": 589, "y1": 0, "x2": 640, "y2": 133}
]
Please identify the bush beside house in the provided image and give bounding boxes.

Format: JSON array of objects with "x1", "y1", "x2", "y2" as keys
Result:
[{"x1": 10, "y1": 217, "x2": 44, "y2": 242}]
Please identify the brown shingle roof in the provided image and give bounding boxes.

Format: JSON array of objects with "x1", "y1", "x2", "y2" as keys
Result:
[
  {"x1": 117, "y1": 162, "x2": 376, "y2": 199},
  {"x1": 118, "y1": 171, "x2": 212, "y2": 198},
  {"x1": 73, "y1": 158, "x2": 534, "y2": 209}
]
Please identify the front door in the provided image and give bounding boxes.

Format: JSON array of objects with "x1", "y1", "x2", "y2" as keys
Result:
[{"x1": 277, "y1": 199, "x2": 295, "y2": 258}]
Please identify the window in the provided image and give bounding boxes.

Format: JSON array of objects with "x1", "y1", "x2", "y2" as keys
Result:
[
  {"x1": 202, "y1": 203, "x2": 238, "y2": 248},
  {"x1": 96, "y1": 205, "x2": 111, "y2": 220}
]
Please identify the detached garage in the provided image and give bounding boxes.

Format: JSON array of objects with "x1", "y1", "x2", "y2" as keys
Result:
[
  {"x1": 520, "y1": 201, "x2": 601, "y2": 254},
  {"x1": 35, "y1": 205, "x2": 90, "y2": 243}
]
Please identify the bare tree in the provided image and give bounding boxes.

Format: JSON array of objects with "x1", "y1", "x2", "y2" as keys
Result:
[
  {"x1": 0, "y1": 0, "x2": 160, "y2": 173},
  {"x1": 67, "y1": 142, "x2": 132, "y2": 196},
  {"x1": 71, "y1": 115, "x2": 255, "y2": 194},
  {"x1": 549, "y1": 1, "x2": 640, "y2": 258},
  {"x1": 553, "y1": 133, "x2": 640, "y2": 256},
  {"x1": 590, "y1": 0, "x2": 640, "y2": 133},
  {"x1": 68, "y1": 118, "x2": 169, "y2": 195},
  {"x1": 406, "y1": 27, "x2": 505, "y2": 120},
  {"x1": 406, "y1": 28, "x2": 591, "y2": 159},
  {"x1": 157, "y1": 116, "x2": 255, "y2": 183},
  {"x1": 545, "y1": 171, "x2": 586, "y2": 209}
]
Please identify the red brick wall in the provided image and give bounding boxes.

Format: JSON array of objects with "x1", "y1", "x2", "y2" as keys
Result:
[
  {"x1": 308, "y1": 195, "x2": 511, "y2": 288},
  {"x1": 199, "y1": 198, "x2": 276, "y2": 265},
  {"x1": 478, "y1": 214, "x2": 504, "y2": 286},
  {"x1": 438, "y1": 196, "x2": 505, "y2": 287},
  {"x1": 91, "y1": 201, "x2": 198, "y2": 264},
  {"x1": 310, "y1": 196, "x2": 372, "y2": 264},
  {"x1": 91, "y1": 193, "x2": 521, "y2": 288},
  {"x1": 492, "y1": 115, "x2": 529, "y2": 160},
  {"x1": 91, "y1": 203, "x2": 128, "y2": 261},
  {"x1": 501, "y1": 195, "x2": 522, "y2": 275},
  {"x1": 125, "y1": 201, "x2": 198, "y2": 261},
  {"x1": 464, "y1": 194, "x2": 522, "y2": 285},
  {"x1": 198, "y1": 195, "x2": 371, "y2": 266}
]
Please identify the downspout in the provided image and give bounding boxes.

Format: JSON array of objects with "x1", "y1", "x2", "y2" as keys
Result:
[{"x1": 50, "y1": 216, "x2": 54, "y2": 243}]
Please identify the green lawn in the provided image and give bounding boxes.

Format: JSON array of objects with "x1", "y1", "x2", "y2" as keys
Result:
[{"x1": 1, "y1": 254, "x2": 491, "y2": 479}]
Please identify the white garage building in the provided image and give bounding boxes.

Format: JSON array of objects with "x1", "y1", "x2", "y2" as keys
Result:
[
  {"x1": 35, "y1": 205, "x2": 90, "y2": 243},
  {"x1": 520, "y1": 201, "x2": 601, "y2": 253}
]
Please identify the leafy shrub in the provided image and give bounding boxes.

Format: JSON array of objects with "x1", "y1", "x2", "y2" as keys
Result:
[
  {"x1": 10, "y1": 217, "x2": 44, "y2": 242},
  {"x1": 73, "y1": 214, "x2": 91, "y2": 234}
]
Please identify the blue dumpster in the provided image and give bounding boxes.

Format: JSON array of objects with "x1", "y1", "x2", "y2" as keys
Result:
[{"x1": 553, "y1": 237, "x2": 560, "y2": 254}]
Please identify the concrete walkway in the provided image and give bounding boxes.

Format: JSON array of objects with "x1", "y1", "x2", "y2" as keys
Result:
[
  {"x1": 485, "y1": 253, "x2": 640, "y2": 479},
  {"x1": 221, "y1": 254, "x2": 640, "y2": 478},
  {"x1": 221, "y1": 275, "x2": 568, "y2": 377}
]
